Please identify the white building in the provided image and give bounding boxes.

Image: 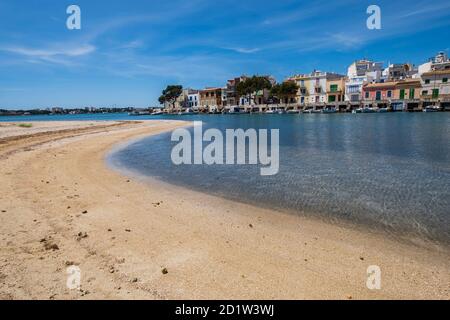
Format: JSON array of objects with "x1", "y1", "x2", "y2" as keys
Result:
[
  {"x1": 382, "y1": 63, "x2": 417, "y2": 81},
  {"x1": 187, "y1": 90, "x2": 200, "y2": 110},
  {"x1": 345, "y1": 60, "x2": 383, "y2": 103},
  {"x1": 288, "y1": 71, "x2": 344, "y2": 106},
  {"x1": 418, "y1": 51, "x2": 450, "y2": 75}
]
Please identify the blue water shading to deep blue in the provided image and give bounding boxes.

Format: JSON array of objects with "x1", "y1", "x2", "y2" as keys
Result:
[
  {"x1": 106, "y1": 113, "x2": 450, "y2": 245},
  {"x1": 5, "y1": 112, "x2": 448, "y2": 244}
]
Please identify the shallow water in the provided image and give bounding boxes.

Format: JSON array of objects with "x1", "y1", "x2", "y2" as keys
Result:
[{"x1": 108, "y1": 113, "x2": 448, "y2": 244}]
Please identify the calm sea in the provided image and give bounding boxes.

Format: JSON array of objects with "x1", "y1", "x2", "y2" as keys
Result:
[
  {"x1": 108, "y1": 113, "x2": 450, "y2": 245},
  {"x1": 3, "y1": 112, "x2": 449, "y2": 244}
]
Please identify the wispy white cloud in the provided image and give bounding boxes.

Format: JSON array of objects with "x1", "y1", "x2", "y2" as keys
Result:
[
  {"x1": 3, "y1": 44, "x2": 95, "y2": 58},
  {"x1": 119, "y1": 40, "x2": 145, "y2": 50},
  {"x1": 399, "y1": 2, "x2": 450, "y2": 18},
  {"x1": 0, "y1": 43, "x2": 96, "y2": 67},
  {"x1": 222, "y1": 47, "x2": 261, "y2": 54}
]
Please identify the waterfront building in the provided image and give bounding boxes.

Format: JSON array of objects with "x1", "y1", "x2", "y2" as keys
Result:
[
  {"x1": 382, "y1": 63, "x2": 417, "y2": 81},
  {"x1": 418, "y1": 51, "x2": 450, "y2": 75},
  {"x1": 345, "y1": 60, "x2": 383, "y2": 106},
  {"x1": 238, "y1": 76, "x2": 276, "y2": 110},
  {"x1": 225, "y1": 76, "x2": 247, "y2": 106},
  {"x1": 326, "y1": 77, "x2": 347, "y2": 110},
  {"x1": 418, "y1": 52, "x2": 450, "y2": 110},
  {"x1": 187, "y1": 90, "x2": 200, "y2": 110},
  {"x1": 199, "y1": 87, "x2": 224, "y2": 112},
  {"x1": 393, "y1": 79, "x2": 422, "y2": 111},
  {"x1": 362, "y1": 80, "x2": 422, "y2": 111},
  {"x1": 420, "y1": 70, "x2": 450, "y2": 110},
  {"x1": 288, "y1": 71, "x2": 344, "y2": 109},
  {"x1": 362, "y1": 81, "x2": 397, "y2": 109},
  {"x1": 286, "y1": 74, "x2": 311, "y2": 106}
]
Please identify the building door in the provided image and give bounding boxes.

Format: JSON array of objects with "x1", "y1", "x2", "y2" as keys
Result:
[
  {"x1": 432, "y1": 89, "x2": 439, "y2": 99},
  {"x1": 376, "y1": 91, "x2": 381, "y2": 101}
]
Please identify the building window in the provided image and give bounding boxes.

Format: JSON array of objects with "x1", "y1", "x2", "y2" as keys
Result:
[
  {"x1": 409, "y1": 88, "x2": 415, "y2": 99},
  {"x1": 387, "y1": 90, "x2": 392, "y2": 98},
  {"x1": 365, "y1": 91, "x2": 369, "y2": 99},
  {"x1": 422, "y1": 90, "x2": 428, "y2": 95},
  {"x1": 443, "y1": 78, "x2": 448, "y2": 83},
  {"x1": 432, "y1": 89, "x2": 439, "y2": 99},
  {"x1": 330, "y1": 84, "x2": 338, "y2": 92},
  {"x1": 375, "y1": 91, "x2": 381, "y2": 100},
  {"x1": 425, "y1": 79, "x2": 430, "y2": 84},
  {"x1": 400, "y1": 89, "x2": 405, "y2": 100}
]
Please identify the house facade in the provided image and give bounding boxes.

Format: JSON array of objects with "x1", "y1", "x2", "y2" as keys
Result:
[
  {"x1": 362, "y1": 81, "x2": 397, "y2": 108},
  {"x1": 326, "y1": 77, "x2": 346, "y2": 103},
  {"x1": 187, "y1": 90, "x2": 200, "y2": 110},
  {"x1": 393, "y1": 79, "x2": 422, "y2": 111},
  {"x1": 420, "y1": 70, "x2": 450, "y2": 109},
  {"x1": 199, "y1": 87, "x2": 224, "y2": 112},
  {"x1": 345, "y1": 60, "x2": 383, "y2": 105},
  {"x1": 225, "y1": 76, "x2": 247, "y2": 106},
  {"x1": 289, "y1": 71, "x2": 344, "y2": 108},
  {"x1": 382, "y1": 63, "x2": 416, "y2": 81}
]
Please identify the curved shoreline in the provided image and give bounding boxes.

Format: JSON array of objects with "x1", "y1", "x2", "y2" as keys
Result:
[
  {"x1": 106, "y1": 127, "x2": 450, "y2": 249},
  {"x1": 0, "y1": 120, "x2": 449, "y2": 300}
]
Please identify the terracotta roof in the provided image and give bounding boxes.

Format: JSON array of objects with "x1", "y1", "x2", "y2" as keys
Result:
[
  {"x1": 200, "y1": 87, "x2": 223, "y2": 91},
  {"x1": 422, "y1": 69, "x2": 450, "y2": 76},
  {"x1": 395, "y1": 79, "x2": 421, "y2": 87},
  {"x1": 363, "y1": 81, "x2": 397, "y2": 89}
]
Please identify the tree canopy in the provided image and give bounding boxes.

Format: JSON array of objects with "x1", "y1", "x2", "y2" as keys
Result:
[
  {"x1": 159, "y1": 85, "x2": 183, "y2": 107},
  {"x1": 270, "y1": 81, "x2": 299, "y2": 102},
  {"x1": 236, "y1": 76, "x2": 273, "y2": 99}
]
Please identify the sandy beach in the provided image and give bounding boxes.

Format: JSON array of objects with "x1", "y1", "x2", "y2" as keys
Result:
[{"x1": 0, "y1": 120, "x2": 449, "y2": 300}]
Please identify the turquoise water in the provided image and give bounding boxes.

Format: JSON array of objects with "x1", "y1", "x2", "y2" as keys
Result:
[
  {"x1": 0, "y1": 113, "x2": 133, "y2": 122},
  {"x1": 107, "y1": 113, "x2": 450, "y2": 245},
  {"x1": 3, "y1": 112, "x2": 450, "y2": 244}
]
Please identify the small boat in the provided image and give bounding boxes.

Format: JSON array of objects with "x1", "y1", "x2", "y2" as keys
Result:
[
  {"x1": 129, "y1": 111, "x2": 151, "y2": 116},
  {"x1": 182, "y1": 108, "x2": 195, "y2": 115},
  {"x1": 378, "y1": 108, "x2": 388, "y2": 113},
  {"x1": 265, "y1": 109, "x2": 276, "y2": 114},
  {"x1": 287, "y1": 109, "x2": 300, "y2": 114},
  {"x1": 228, "y1": 107, "x2": 245, "y2": 114},
  {"x1": 277, "y1": 109, "x2": 287, "y2": 114},
  {"x1": 303, "y1": 109, "x2": 313, "y2": 114},
  {"x1": 352, "y1": 108, "x2": 363, "y2": 114},
  {"x1": 362, "y1": 107, "x2": 376, "y2": 113},
  {"x1": 322, "y1": 107, "x2": 337, "y2": 114},
  {"x1": 423, "y1": 106, "x2": 440, "y2": 112},
  {"x1": 151, "y1": 110, "x2": 164, "y2": 116}
]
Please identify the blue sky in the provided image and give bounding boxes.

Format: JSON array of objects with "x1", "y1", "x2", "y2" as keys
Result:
[{"x1": 0, "y1": 0, "x2": 449, "y2": 108}]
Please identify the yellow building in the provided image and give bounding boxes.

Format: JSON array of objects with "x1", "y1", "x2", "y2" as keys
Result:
[{"x1": 326, "y1": 78, "x2": 346, "y2": 103}]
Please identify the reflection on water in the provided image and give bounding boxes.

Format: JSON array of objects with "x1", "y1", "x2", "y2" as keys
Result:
[{"x1": 108, "y1": 113, "x2": 450, "y2": 244}]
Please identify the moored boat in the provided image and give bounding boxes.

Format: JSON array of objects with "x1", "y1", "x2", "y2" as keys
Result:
[
  {"x1": 423, "y1": 106, "x2": 440, "y2": 112},
  {"x1": 322, "y1": 107, "x2": 337, "y2": 114}
]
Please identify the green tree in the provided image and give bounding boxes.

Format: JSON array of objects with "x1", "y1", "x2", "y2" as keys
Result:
[
  {"x1": 270, "y1": 81, "x2": 298, "y2": 103},
  {"x1": 236, "y1": 76, "x2": 273, "y2": 105},
  {"x1": 159, "y1": 85, "x2": 183, "y2": 109}
]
